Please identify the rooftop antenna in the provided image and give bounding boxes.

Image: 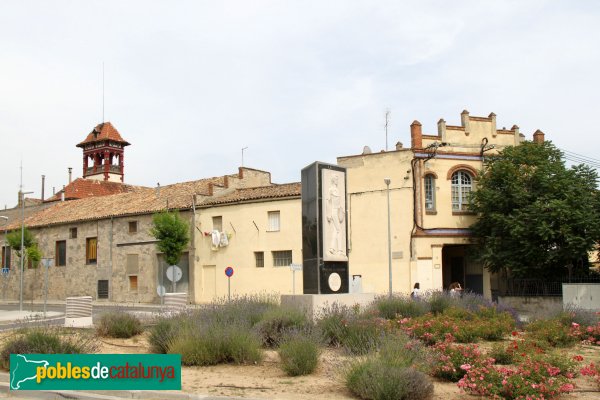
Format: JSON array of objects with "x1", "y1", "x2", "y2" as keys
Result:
[
  {"x1": 384, "y1": 109, "x2": 391, "y2": 151},
  {"x1": 241, "y1": 146, "x2": 248, "y2": 167}
]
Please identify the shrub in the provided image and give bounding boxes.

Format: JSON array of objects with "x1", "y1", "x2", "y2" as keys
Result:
[
  {"x1": 278, "y1": 336, "x2": 320, "y2": 376},
  {"x1": 0, "y1": 328, "x2": 97, "y2": 370},
  {"x1": 431, "y1": 342, "x2": 484, "y2": 382},
  {"x1": 96, "y1": 311, "x2": 142, "y2": 339},
  {"x1": 427, "y1": 291, "x2": 455, "y2": 315},
  {"x1": 316, "y1": 303, "x2": 353, "y2": 346},
  {"x1": 254, "y1": 307, "x2": 309, "y2": 347},
  {"x1": 525, "y1": 319, "x2": 579, "y2": 347},
  {"x1": 488, "y1": 342, "x2": 515, "y2": 365},
  {"x1": 341, "y1": 317, "x2": 385, "y2": 355},
  {"x1": 373, "y1": 295, "x2": 429, "y2": 320},
  {"x1": 148, "y1": 317, "x2": 180, "y2": 354},
  {"x1": 346, "y1": 360, "x2": 433, "y2": 400},
  {"x1": 168, "y1": 326, "x2": 262, "y2": 366}
]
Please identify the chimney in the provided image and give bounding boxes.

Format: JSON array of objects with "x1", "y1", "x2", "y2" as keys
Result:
[
  {"x1": 395, "y1": 141, "x2": 403, "y2": 150},
  {"x1": 489, "y1": 112, "x2": 497, "y2": 137},
  {"x1": 533, "y1": 129, "x2": 545, "y2": 144},
  {"x1": 437, "y1": 118, "x2": 447, "y2": 142},
  {"x1": 461, "y1": 109, "x2": 471, "y2": 136},
  {"x1": 17, "y1": 190, "x2": 22, "y2": 208},
  {"x1": 41, "y1": 175, "x2": 45, "y2": 201},
  {"x1": 61, "y1": 185, "x2": 65, "y2": 202},
  {"x1": 156, "y1": 183, "x2": 161, "y2": 198},
  {"x1": 410, "y1": 120, "x2": 423, "y2": 149},
  {"x1": 68, "y1": 167, "x2": 72, "y2": 184}
]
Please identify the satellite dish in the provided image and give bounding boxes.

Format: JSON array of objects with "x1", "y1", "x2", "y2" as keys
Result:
[{"x1": 362, "y1": 146, "x2": 372, "y2": 154}]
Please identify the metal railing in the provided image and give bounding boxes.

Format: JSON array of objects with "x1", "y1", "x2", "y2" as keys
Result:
[{"x1": 500, "y1": 276, "x2": 600, "y2": 297}]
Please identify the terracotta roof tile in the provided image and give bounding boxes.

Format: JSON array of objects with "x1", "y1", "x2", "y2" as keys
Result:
[
  {"x1": 76, "y1": 122, "x2": 130, "y2": 147},
  {"x1": 8, "y1": 176, "x2": 229, "y2": 229},
  {"x1": 200, "y1": 183, "x2": 301, "y2": 206},
  {"x1": 45, "y1": 178, "x2": 146, "y2": 202}
]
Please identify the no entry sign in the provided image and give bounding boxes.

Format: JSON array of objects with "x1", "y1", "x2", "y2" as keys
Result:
[{"x1": 225, "y1": 266, "x2": 234, "y2": 277}]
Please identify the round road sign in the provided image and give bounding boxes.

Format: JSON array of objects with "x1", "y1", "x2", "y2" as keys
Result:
[{"x1": 225, "y1": 266, "x2": 234, "y2": 277}]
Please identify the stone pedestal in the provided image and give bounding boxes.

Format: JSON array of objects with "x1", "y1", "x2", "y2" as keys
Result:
[{"x1": 281, "y1": 293, "x2": 376, "y2": 320}]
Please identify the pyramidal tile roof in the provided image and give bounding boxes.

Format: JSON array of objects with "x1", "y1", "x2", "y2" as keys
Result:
[
  {"x1": 45, "y1": 178, "x2": 148, "y2": 202},
  {"x1": 76, "y1": 122, "x2": 130, "y2": 147}
]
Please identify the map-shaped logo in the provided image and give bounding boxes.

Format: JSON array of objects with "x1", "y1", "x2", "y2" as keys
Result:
[{"x1": 10, "y1": 354, "x2": 49, "y2": 390}]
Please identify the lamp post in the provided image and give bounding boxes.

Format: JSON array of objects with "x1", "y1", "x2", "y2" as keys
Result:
[
  {"x1": 20, "y1": 191, "x2": 33, "y2": 312},
  {"x1": 384, "y1": 178, "x2": 392, "y2": 298},
  {"x1": 0, "y1": 216, "x2": 8, "y2": 271}
]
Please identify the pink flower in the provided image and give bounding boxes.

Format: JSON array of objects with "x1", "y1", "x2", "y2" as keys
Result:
[
  {"x1": 572, "y1": 322, "x2": 580, "y2": 328},
  {"x1": 460, "y1": 364, "x2": 472, "y2": 371}
]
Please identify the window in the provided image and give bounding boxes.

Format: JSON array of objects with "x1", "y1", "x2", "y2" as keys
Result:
[
  {"x1": 129, "y1": 275, "x2": 138, "y2": 291},
  {"x1": 128, "y1": 221, "x2": 138, "y2": 233},
  {"x1": 272, "y1": 250, "x2": 292, "y2": 267},
  {"x1": 212, "y1": 216, "x2": 223, "y2": 232},
  {"x1": 97, "y1": 280, "x2": 109, "y2": 299},
  {"x1": 69, "y1": 227, "x2": 77, "y2": 239},
  {"x1": 1, "y1": 246, "x2": 10, "y2": 269},
  {"x1": 424, "y1": 174, "x2": 436, "y2": 211},
  {"x1": 126, "y1": 254, "x2": 139, "y2": 274},
  {"x1": 55, "y1": 240, "x2": 66, "y2": 266},
  {"x1": 255, "y1": 252, "x2": 264, "y2": 268},
  {"x1": 451, "y1": 171, "x2": 473, "y2": 211},
  {"x1": 268, "y1": 211, "x2": 280, "y2": 232},
  {"x1": 86, "y1": 237, "x2": 97, "y2": 264}
]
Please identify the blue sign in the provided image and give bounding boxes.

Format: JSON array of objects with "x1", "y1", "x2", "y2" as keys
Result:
[
  {"x1": 224, "y1": 266, "x2": 234, "y2": 277},
  {"x1": 1, "y1": 267, "x2": 8, "y2": 276}
]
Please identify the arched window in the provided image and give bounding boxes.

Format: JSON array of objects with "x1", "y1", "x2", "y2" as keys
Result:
[
  {"x1": 424, "y1": 174, "x2": 436, "y2": 211},
  {"x1": 451, "y1": 171, "x2": 472, "y2": 211}
]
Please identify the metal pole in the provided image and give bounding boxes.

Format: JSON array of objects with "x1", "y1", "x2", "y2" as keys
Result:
[
  {"x1": 20, "y1": 192, "x2": 24, "y2": 312},
  {"x1": 228, "y1": 277, "x2": 231, "y2": 301},
  {"x1": 292, "y1": 270, "x2": 296, "y2": 295},
  {"x1": 43, "y1": 261, "x2": 49, "y2": 317},
  {"x1": 384, "y1": 179, "x2": 392, "y2": 298},
  {"x1": 19, "y1": 191, "x2": 33, "y2": 312}
]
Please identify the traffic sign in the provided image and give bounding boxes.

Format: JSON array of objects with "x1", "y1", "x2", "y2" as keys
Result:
[
  {"x1": 290, "y1": 263, "x2": 302, "y2": 271},
  {"x1": 1, "y1": 267, "x2": 9, "y2": 276},
  {"x1": 225, "y1": 266, "x2": 234, "y2": 277}
]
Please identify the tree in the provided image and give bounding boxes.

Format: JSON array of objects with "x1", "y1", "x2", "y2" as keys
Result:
[
  {"x1": 150, "y1": 211, "x2": 190, "y2": 266},
  {"x1": 469, "y1": 141, "x2": 600, "y2": 280},
  {"x1": 6, "y1": 227, "x2": 36, "y2": 267}
]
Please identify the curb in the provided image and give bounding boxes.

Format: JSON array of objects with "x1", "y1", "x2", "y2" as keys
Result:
[{"x1": 0, "y1": 382, "x2": 265, "y2": 400}]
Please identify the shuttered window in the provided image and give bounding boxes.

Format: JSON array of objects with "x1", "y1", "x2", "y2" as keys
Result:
[{"x1": 86, "y1": 237, "x2": 97, "y2": 264}]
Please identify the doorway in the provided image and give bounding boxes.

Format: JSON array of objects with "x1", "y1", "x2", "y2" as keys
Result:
[{"x1": 442, "y1": 245, "x2": 483, "y2": 295}]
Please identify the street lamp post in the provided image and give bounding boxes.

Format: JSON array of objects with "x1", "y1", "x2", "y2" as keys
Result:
[
  {"x1": 20, "y1": 191, "x2": 33, "y2": 312},
  {"x1": 384, "y1": 178, "x2": 392, "y2": 298}
]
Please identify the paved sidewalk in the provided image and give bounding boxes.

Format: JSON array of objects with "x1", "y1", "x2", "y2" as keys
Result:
[{"x1": 0, "y1": 311, "x2": 62, "y2": 324}]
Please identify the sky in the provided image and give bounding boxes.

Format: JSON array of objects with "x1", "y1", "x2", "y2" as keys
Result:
[{"x1": 1, "y1": 0, "x2": 600, "y2": 209}]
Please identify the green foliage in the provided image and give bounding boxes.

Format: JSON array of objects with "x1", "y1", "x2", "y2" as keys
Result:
[
  {"x1": 316, "y1": 304, "x2": 353, "y2": 346},
  {"x1": 373, "y1": 295, "x2": 429, "y2": 319},
  {"x1": 148, "y1": 318, "x2": 180, "y2": 354},
  {"x1": 470, "y1": 141, "x2": 600, "y2": 280},
  {"x1": 525, "y1": 319, "x2": 579, "y2": 347},
  {"x1": 26, "y1": 243, "x2": 42, "y2": 269},
  {"x1": 254, "y1": 307, "x2": 310, "y2": 347},
  {"x1": 96, "y1": 311, "x2": 142, "y2": 338},
  {"x1": 150, "y1": 211, "x2": 190, "y2": 266},
  {"x1": 168, "y1": 328, "x2": 262, "y2": 366},
  {"x1": 0, "y1": 328, "x2": 97, "y2": 370},
  {"x1": 6, "y1": 227, "x2": 39, "y2": 267},
  {"x1": 346, "y1": 360, "x2": 433, "y2": 400},
  {"x1": 278, "y1": 335, "x2": 320, "y2": 376},
  {"x1": 6, "y1": 228, "x2": 35, "y2": 253}
]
